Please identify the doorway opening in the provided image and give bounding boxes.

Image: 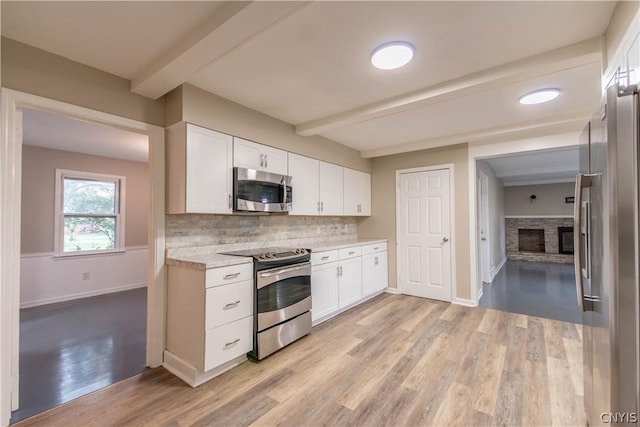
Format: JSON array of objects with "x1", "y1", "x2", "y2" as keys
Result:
[
  {"x1": 473, "y1": 148, "x2": 580, "y2": 324},
  {"x1": 10, "y1": 108, "x2": 151, "y2": 423}
]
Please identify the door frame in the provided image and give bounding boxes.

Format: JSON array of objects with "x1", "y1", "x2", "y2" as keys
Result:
[
  {"x1": 0, "y1": 89, "x2": 166, "y2": 425},
  {"x1": 467, "y1": 132, "x2": 580, "y2": 305},
  {"x1": 395, "y1": 164, "x2": 456, "y2": 300},
  {"x1": 478, "y1": 170, "x2": 491, "y2": 284}
]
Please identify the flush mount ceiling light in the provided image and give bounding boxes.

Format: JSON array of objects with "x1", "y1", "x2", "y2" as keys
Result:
[
  {"x1": 371, "y1": 42, "x2": 414, "y2": 70},
  {"x1": 519, "y1": 88, "x2": 561, "y2": 105}
]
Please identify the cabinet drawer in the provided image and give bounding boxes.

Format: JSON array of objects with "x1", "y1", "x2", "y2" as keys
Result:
[
  {"x1": 204, "y1": 316, "x2": 253, "y2": 371},
  {"x1": 205, "y1": 279, "x2": 253, "y2": 329},
  {"x1": 362, "y1": 242, "x2": 387, "y2": 255},
  {"x1": 205, "y1": 263, "x2": 253, "y2": 288},
  {"x1": 311, "y1": 250, "x2": 339, "y2": 265},
  {"x1": 339, "y1": 246, "x2": 362, "y2": 260}
]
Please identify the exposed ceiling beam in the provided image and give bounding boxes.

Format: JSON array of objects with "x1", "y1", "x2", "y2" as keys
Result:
[
  {"x1": 296, "y1": 37, "x2": 602, "y2": 137},
  {"x1": 131, "y1": 1, "x2": 307, "y2": 99},
  {"x1": 360, "y1": 111, "x2": 591, "y2": 158}
]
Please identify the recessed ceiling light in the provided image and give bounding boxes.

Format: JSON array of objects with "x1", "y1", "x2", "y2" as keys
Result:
[
  {"x1": 519, "y1": 88, "x2": 561, "y2": 105},
  {"x1": 371, "y1": 42, "x2": 414, "y2": 70}
]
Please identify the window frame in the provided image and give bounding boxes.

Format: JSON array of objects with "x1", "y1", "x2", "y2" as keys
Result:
[{"x1": 54, "y1": 169, "x2": 126, "y2": 257}]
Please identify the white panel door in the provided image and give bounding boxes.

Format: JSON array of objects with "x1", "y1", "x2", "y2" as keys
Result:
[
  {"x1": 233, "y1": 137, "x2": 262, "y2": 171},
  {"x1": 319, "y1": 161, "x2": 344, "y2": 215},
  {"x1": 398, "y1": 169, "x2": 452, "y2": 301},
  {"x1": 186, "y1": 124, "x2": 233, "y2": 213},
  {"x1": 288, "y1": 153, "x2": 320, "y2": 215}
]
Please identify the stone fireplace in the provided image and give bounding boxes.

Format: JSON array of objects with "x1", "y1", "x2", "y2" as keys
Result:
[
  {"x1": 518, "y1": 229, "x2": 545, "y2": 252},
  {"x1": 506, "y1": 217, "x2": 574, "y2": 264}
]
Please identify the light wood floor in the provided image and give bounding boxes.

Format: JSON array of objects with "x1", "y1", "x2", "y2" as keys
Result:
[{"x1": 15, "y1": 294, "x2": 585, "y2": 426}]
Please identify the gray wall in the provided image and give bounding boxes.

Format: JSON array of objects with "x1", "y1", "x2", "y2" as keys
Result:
[
  {"x1": 21, "y1": 145, "x2": 149, "y2": 254},
  {"x1": 504, "y1": 182, "x2": 575, "y2": 216},
  {"x1": 358, "y1": 143, "x2": 470, "y2": 300}
]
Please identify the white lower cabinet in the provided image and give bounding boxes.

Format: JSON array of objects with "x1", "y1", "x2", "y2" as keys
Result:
[
  {"x1": 311, "y1": 261, "x2": 339, "y2": 323},
  {"x1": 311, "y1": 242, "x2": 387, "y2": 325},
  {"x1": 165, "y1": 262, "x2": 254, "y2": 387},
  {"x1": 363, "y1": 251, "x2": 388, "y2": 296},
  {"x1": 338, "y1": 255, "x2": 362, "y2": 308}
]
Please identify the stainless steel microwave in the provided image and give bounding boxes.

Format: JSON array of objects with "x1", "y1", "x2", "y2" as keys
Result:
[{"x1": 233, "y1": 167, "x2": 292, "y2": 213}]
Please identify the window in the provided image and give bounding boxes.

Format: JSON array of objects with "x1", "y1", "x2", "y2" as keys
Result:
[{"x1": 55, "y1": 170, "x2": 125, "y2": 256}]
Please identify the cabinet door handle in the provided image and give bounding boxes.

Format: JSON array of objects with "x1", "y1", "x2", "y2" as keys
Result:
[
  {"x1": 260, "y1": 154, "x2": 265, "y2": 168},
  {"x1": 264, "y1": 154, "x2": 268, "y2": 168},
  {"x1": 223, "y1": 300, "x2": 241, "y2": 309},
  {"x1": 228, "y1": 194, "x2": 232, "y2": 209},
  {"x1": 348, "y1": 251, "x2": 355, "y2": 255},
  {"x1": 339, "y1": 266, "x2": 343, "y2": 276},
  {"x1": 224, "y1": 338, "x2": 240, "y2": 348},
  {"x1": 317, "y1": 201, "x2": 321, "y2": 213},
  {"x1": 373, "y1": 247, "x2": 379, "y2": 250},
  {"x1": 336, "y1": 266, "x2": 340, "y2": 277},
  {"x1": 321, "y1": 201, "x2": 324, "y2": 212},
  {"x1": 374, "y1": 256, "x2": 379, "y2": 265},
  {"x1": 321, "y1": 256, "x2": 330, "y2": 261},
  {"x1": 223, "y1": 272, "x2": 241, "y2": 280}
]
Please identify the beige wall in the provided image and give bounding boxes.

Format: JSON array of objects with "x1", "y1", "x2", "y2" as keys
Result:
[
  {"x1": 504, "y1": 182, "x2": 575, "y2": 217},
  {"x1": 1, "y1": 37, "x2": 165, "y2": 126},
  {"x1": 21, "y1": 145, "x2": 149, "y2": 254},
  {"x1": 604, "y1": 1, "x2": 640, "y2": 71},
  {"x1": 166, "y1": 84, "x2": 372, "y2": 172},
  {"x1": 358, "y1": 143, "x2": 470, "y2": 300},
  {"x1": 477, "y1": 160, "x2": 506, "y2": 272}
]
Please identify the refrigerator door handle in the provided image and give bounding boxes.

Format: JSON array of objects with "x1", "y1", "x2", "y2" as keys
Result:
[{"x1": 574, "y1": 173, "x2": 596, "y2": 312}]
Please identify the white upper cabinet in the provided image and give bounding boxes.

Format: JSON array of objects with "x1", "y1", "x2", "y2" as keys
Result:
[
  {"x1": 288, "y1": 153, "x2": 320, "y2": 216},
  {"x1": 167, "y1": 123, "x2": 233, "y2": 214},
  {"x1": 343, "y1": 168, "x2": 371, "y2": 216},
  {"x1": 233, "y1": 137, "x2": 288, "y2": 176},
  {"x1": 318, "y1": 161, "x2": 344, "y2": 216}
]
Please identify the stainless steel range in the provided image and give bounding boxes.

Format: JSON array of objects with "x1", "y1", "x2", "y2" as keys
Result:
[{"x1": 221, "y1": 247, "x2": 311, "y2": 360}]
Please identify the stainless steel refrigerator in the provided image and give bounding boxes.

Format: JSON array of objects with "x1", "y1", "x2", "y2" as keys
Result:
[{"x1": 575, "y1": 72, "x2": 639, "y2": 426}]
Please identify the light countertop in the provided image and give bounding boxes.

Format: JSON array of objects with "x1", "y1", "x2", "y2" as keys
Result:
[
  {"x1": 165, "y1": 253, "x2": 252, "y2": 271},
  {"x1": 166, "y1": 237, "x2": 388, "y2": 270},
  {"x1": 304, "y1": 238, "x2": 388, "y2": 252}
]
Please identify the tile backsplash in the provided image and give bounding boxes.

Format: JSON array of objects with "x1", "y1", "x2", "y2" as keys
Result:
[{"x1": 166, "y1": 214, "x2": 358, "y2": 249}]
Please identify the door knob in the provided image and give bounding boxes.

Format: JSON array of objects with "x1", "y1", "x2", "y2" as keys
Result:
[{"x1": 442, "y1": 237, "x2": 449, "y2": 242}]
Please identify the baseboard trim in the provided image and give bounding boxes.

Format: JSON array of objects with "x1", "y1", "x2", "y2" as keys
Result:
[
  {"x1": 452, "y1": 298, "x2": 479, "y2": 307},
  {"x1": 163, "y1": 350, "x2": 248, "y2": 388},
  {"x1": 384, "y1": 287, "x2": 401, "y2": 295},
  {"x1": 490, "y1": 256, "x2": 507, "y2": 280},
  {"x1": 20, "y1": 282, "x2": 147, "y2": 309}
]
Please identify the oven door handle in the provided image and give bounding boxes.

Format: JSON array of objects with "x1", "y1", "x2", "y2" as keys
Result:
[{"x1": 257, "y1": 262, "x2": 311, "y2": 289}]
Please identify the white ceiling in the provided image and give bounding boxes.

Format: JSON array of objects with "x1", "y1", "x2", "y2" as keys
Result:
[
  {"x1": 22, "y1": 109, "x2": 149, "y2": 163},
  {"x1": 2, "y1": 1, "x2": 617, "y2": 157},
  {"x1": 484, "y1": 146, "x2": 579, "y2": 186}
]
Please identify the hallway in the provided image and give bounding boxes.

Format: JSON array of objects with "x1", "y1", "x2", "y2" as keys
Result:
[{"x1": 479, "y1": 261, "x2": 580, "y2": 324}]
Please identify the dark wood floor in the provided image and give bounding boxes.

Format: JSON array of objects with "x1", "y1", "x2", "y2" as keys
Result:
[
  {"x1": 479, "y1": 260, "x2": 581, "y2": 324},
  {"x1": 15, "y1": 293, "x2": 585, "y2": 426},
  {"x1": 11, "y1": 288, "x2": 147, "y2": 423}
]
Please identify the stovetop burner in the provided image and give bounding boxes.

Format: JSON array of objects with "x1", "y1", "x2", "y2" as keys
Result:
[{"x1": 222, "y1": 247, "x2": 308, "y2": 261}]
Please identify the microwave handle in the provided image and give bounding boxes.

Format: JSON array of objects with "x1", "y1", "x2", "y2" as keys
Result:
[{"x1": 282, "y1": 178, "x2": 288, "y2": 205}]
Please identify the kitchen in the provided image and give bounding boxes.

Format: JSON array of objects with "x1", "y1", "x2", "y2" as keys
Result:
[{"x1": 1, "y1": 1, "x2": 639, "y2": 426}]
